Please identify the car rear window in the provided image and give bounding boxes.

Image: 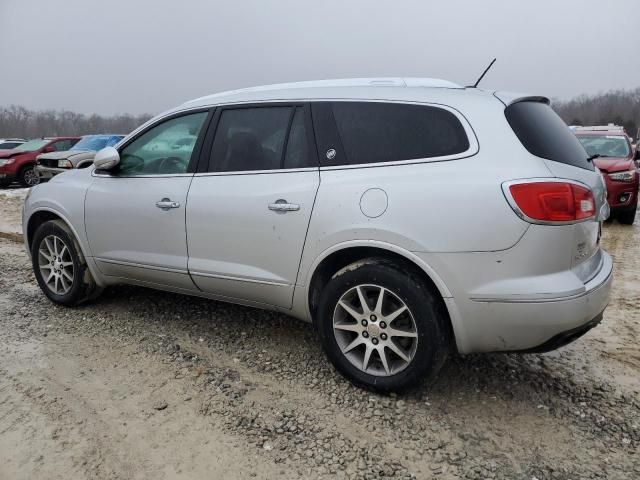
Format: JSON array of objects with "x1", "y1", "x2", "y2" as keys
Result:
[
  {"x1": 325, "y1": 102, "x2": 470, "y2": 166},
  {"x1": 505, "y1": 101, "x2": 593, "y2": 171}
]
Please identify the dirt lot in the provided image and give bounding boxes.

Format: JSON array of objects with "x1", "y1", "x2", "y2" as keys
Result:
[{"x1": 0, "y1": 190, "x2": 638, "y2": 480}]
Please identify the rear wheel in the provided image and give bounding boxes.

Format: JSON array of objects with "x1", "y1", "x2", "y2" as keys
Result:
[
  {"x1": 19, "y1": 164, "x2": 40, "y2": 187},
  {"x1": 617, "y1": 207, "x2": 637, "y2": 225},
  {"x1": 31, "y1": 220, "x2": 102, "y2": 306},
  {"x1": 316, "y1": 258, "x2": 450, "y2": 392}
]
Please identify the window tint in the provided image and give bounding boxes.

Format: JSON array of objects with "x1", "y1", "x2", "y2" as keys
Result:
[
  {"x1": 210, "y1": 107, "x2": 293, "y2": 172},
  {"x1": 505, "y1": 101, "x2": 593, "y2": 171},
  {"x1": 326, "y1": 102, "x2": 470, "y2": 166},
  {"x1": 118, "y1": 112, "x2": 207, "y2": 175},
  {"x1": 283, "y1": 108, "x2": 310, "y2": 169}
]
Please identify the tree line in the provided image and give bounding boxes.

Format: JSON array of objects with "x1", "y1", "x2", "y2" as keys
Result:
[
  {"x1": 553, "y1": 88, "x2": 640, "y2": 139},
  {"x1": 0, "y1": 105, "x2": 152, "y2": 139},
  {"x1": 1, "y1": 88, "x2": 640, "y2": 141}
]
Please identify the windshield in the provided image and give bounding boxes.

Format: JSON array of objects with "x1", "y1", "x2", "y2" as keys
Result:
[
  {"x1": 577, "y1": 135, "x2": 630, "y2": 158},
  {"x1": 70, "y1": 135, "x2": 124, "y2": 151},
  {"x1": 15, "y1": 139, "x2": 49, "y2": 152}
]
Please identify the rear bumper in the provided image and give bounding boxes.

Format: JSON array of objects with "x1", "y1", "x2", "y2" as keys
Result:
[
  {"x1": 441, "y1": 250, "x2": 613, "y2": 354},
  {"x1": 515, "y1": 311, "x2": 603, "y2": 353}
]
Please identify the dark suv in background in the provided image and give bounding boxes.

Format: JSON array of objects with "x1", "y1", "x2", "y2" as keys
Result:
[
  {"x1": 0, "y1": 137, "x2": 80, "y2": 187},
  {"x1": 574, "y1": 125, "x2": 639, "y2": 224}
]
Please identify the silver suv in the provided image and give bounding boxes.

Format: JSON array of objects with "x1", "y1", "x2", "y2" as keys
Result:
[{"x1": 23, "y1": 78, "x2": 613, "y2": 391}]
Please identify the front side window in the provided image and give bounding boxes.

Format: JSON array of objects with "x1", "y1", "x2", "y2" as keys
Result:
[
  {"x1": 326, "y1": 102, "x2": 470, "y2": 166},
  {"x1": 576, "y1": 135, "x2": 630, "y2": 158},
  {"x1": 118, "y1": 112, "x2": 207, "y2": 175}
]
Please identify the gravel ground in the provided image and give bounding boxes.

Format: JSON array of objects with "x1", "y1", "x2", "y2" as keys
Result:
[{"x1": 0, "y1": 198, "x2": 638, "y2": 479}]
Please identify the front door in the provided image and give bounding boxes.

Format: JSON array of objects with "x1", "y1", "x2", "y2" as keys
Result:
[
  {"x1": 85, "y1": 110, "x2": 209, "y2": 290},
  {"x1": 186, "y1": 104, "x2": 319, "y2": 308}
]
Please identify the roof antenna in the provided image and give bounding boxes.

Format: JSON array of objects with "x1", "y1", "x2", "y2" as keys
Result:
[{"x1": 468, "y1": 58, "x2": 497, "y2": 88}]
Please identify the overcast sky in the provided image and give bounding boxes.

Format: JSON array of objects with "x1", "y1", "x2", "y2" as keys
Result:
[{"x1": 1, "y1": 0, "x2": 638, "y2": 116}]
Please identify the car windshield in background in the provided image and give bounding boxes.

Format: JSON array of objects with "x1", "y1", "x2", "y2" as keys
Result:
[
  {"x1": 70, "y1": 135, "x2": 124, "y2": 152},
  {"x1": 577, "y1": 135, "x2": 630, "y2": 158},
  {"x1": 15, "y1": 139, "x2": 49, "y2": 152}
]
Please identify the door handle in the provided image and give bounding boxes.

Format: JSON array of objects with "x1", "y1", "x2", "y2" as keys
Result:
[
  {"x1": 156, "y1": 198, "x2": 180, "y2": 210},
  {"x1": 268, "y1": 199, "x2": 300, "y2": 212}
]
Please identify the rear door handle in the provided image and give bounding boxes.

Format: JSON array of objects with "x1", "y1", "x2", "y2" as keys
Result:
[
  {"x1": 268, "y1": 199, "x2": 300, "y2": 212},
  {"x1": 156, "y1": 198, "x2": 180, "y2": 210}
]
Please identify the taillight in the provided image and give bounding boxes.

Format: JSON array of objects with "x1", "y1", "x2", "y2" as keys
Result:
[{"x1": 506, "y1": 181, "x2": 596, "y2": 223}]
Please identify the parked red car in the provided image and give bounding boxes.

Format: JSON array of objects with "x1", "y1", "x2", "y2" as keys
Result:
[
  {"x1": 0, "y1": 137, "x2": 80, "y2": 187},
  {"x1": 574, "y1": 125, "x2": 639, "y2": 224}
]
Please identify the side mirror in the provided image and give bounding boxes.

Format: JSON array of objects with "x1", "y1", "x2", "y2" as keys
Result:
[
  {"x1": 94, "y1": 146, "x2": 120, "y2": 171},
  {"x1": 43, "y1": 145, "x2": 55, "y2": 153}
]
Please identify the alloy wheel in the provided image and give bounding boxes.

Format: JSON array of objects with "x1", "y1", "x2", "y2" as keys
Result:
[
  {"x1": 332, "y1": 284, "x2": 418, "y2": 376},
  {"x1": 38, "y1": 235, "x2": 74, "y2": 295},
  {"x1": 23, "y1": 166, "x2": 40, "y2": 186}
]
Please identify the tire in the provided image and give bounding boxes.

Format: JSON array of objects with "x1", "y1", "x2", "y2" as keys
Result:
[
  {"x1": 31, "y1": 220, "x2": 102, "y2": 306},
  {"x1": 316, "y1": 258, "x2": 450, "y2": 392},
  {"x1": 617, "y1": 207, "x2": 636, "y2": 225},
  {"x1": 19, "y1": 164, "x2": 40, "y2": 187}
]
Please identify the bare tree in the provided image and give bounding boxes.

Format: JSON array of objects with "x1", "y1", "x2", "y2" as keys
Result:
[
  {"x1": 0, "y1": 105, "x2": 152, "y2": 139},
  {"x1": 553, "y1": 88, "x2": 640, "y2": 139}
]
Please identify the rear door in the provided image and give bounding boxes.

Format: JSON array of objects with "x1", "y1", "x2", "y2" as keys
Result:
[{"x1": 186, "y1": 104, "x2": 319, "y2": 308}]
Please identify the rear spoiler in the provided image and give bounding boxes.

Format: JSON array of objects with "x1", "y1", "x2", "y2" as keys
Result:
[{"x1": 493, "y1": 91, "x2": 550, "y2": 107}]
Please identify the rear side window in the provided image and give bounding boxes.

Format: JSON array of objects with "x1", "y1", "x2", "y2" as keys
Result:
[
  {"x1": 318, "y1": 102, "x2": 470, "y2": 166},
  {"x1": 505, "y1": 101, "x2": 593, "y2": 171},
  {"x1": 209, "y1": 106, "x2": 313, "y2": 172}
]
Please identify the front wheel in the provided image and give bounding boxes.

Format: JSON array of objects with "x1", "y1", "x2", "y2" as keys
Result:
[
  {"x1": 316, "y1": 258, "x2": 450, "y2": 392},
  {"x1": 31, "y1": 220, "x2": 102, "y2": 306},
  {"x1": 19, "y1": 164, "x2": 40, "y2": 187}
]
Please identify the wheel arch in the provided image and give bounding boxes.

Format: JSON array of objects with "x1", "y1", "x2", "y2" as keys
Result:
[
  {"x1": 305, "y1": 241, "x2": 455, "y2": 342},
  {"x1": 26, "y1": 208, "x2": 97, "y2": 282}
]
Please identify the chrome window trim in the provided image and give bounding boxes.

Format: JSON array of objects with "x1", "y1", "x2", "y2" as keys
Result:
[
  {"x1": 92, "y1": 169, "x2": 194, "y2": 179},
  {"x1": 193, "y1": 167, "x2": 318, "y2": 177},
  {"x1": 187, "y1": 98, "x2": 477, "y2": 175}
]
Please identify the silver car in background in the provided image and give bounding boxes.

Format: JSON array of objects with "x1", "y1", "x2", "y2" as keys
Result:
[
  {"x1": 36, "y1": 134, "x2": 124, "y2": 180},
  {"x1": 22, "y1": 78, "x2": 613, "y2": 391}
]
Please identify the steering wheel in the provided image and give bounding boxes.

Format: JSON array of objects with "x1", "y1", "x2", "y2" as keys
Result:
[
  {"x1": 120, "y1": 154, "x2": 145, "y2": 173},
  {"x1": 158, "y1": 156, "x2": 187, "y2": 174}
]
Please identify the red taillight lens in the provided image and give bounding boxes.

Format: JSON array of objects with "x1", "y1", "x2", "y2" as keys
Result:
[{"x1": 508, "y1": 182, "x2": 595, "y2": 223}]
